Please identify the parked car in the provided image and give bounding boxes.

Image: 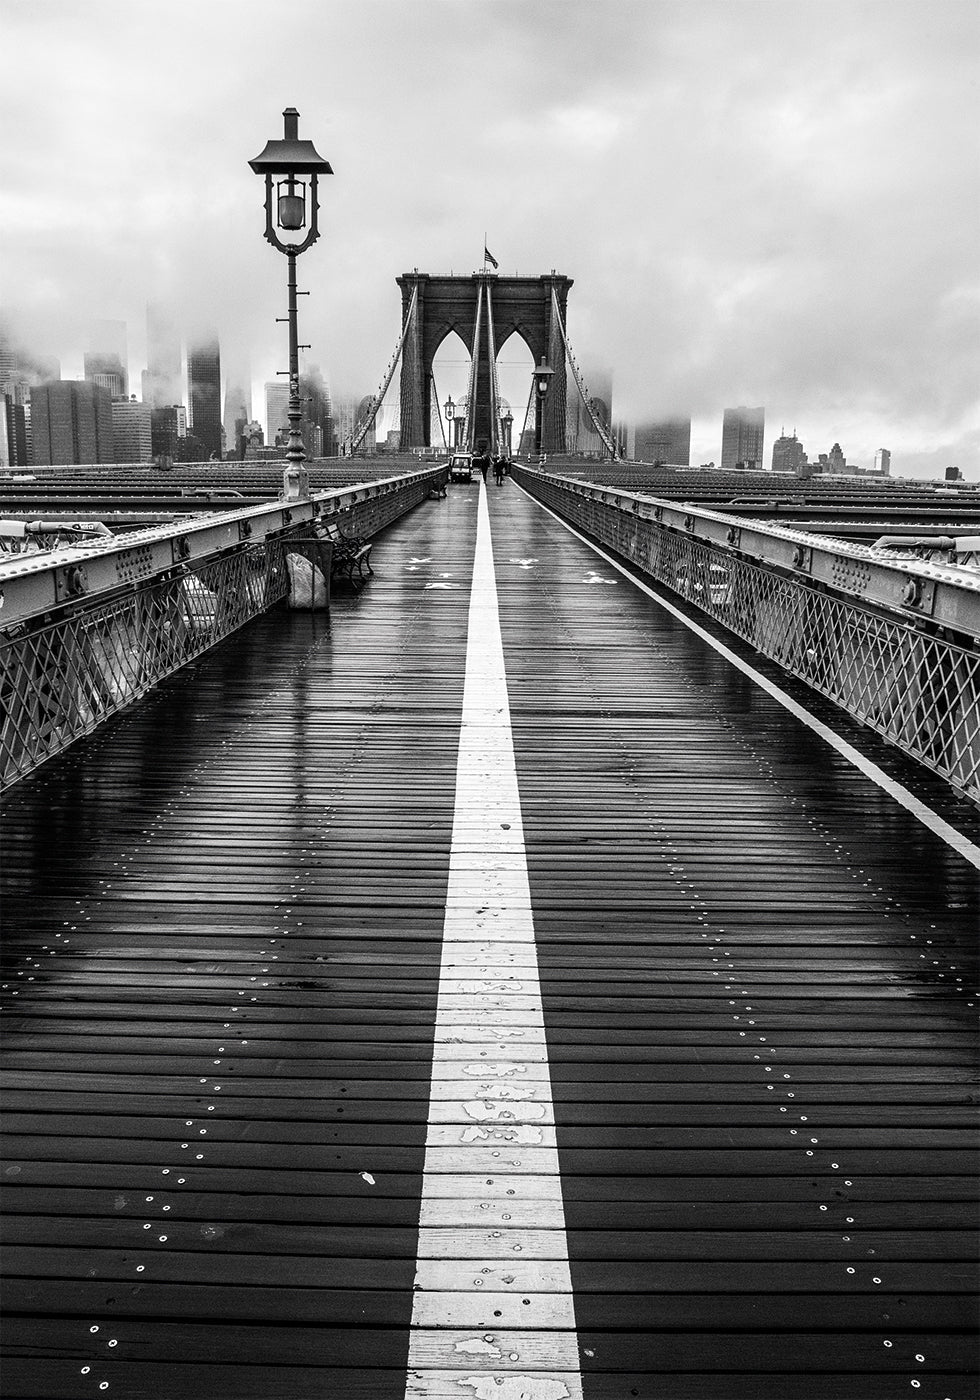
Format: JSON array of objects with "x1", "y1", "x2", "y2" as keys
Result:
[{"x1": 449, "y1": 453, "x2": 473, "y2": 483}]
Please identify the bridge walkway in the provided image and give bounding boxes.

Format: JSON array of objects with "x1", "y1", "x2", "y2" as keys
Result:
[{"x1": 1, "y1": 476, "x2": 977, "y2": 1399}]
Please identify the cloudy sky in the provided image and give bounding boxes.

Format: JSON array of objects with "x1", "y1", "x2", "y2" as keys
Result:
[{"x1": 2, "y1": 0, "x2": 978, "y2": 476}]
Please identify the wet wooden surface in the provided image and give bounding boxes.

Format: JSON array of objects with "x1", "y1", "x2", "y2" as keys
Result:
[
  {"x1": 1, "y1": 477, "x2": 978, "y2": 1398},
  {"x1": 1, "y1": 491, "x2": 471, "y2": 1400},
  {"x1": 487, "y1": 481, "x2": 979, "y2": 1398}
]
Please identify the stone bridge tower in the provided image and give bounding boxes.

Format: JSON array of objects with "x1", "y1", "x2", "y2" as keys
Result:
[{"x1": 396, "y1": 270, "x2": 572, "y2": 453}]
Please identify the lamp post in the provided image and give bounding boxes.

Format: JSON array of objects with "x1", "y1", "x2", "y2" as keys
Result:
[
  {"x1": 249, "y1": 108, "x2": 332, "y2": 501},
  {"x1": 444, "y1": 395, "x2": 456, "y2": 451},
  {"x1": 533, "y1": 357, "x2": 553, "y2": 457},
  {"x1": 501, "y1": 410, "x2": 513, "y2": 458}
]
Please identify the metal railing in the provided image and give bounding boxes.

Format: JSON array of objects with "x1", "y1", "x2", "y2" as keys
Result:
[
  {"x1": 514, "y1": 467, "x2": 980, "y2": 804},
  {"x1": 0, "y1": 468, "x2": 444, "y2": 790}
]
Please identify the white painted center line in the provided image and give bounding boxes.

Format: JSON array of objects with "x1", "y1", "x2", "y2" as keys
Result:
[{"x1": 406, "y1": 482, "x2": 582, "y2": 1399}]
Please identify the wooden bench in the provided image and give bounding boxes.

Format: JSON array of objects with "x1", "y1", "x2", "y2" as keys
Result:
[{"x1": 322, "y1": 516, "x2": 374, "y2": 592}]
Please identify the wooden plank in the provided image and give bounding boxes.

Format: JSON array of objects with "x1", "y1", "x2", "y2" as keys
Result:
[
  {"x1": 2, "y1": 477, "x2": 977, "y2": 1397},
  {"x1": 486, "y1": 483, "x2": 980, "y2": 1392}
]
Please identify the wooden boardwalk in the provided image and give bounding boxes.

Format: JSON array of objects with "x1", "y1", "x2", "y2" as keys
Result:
[{"x1": 1, "y1": 477, "x2": 977, "y2": 1399}]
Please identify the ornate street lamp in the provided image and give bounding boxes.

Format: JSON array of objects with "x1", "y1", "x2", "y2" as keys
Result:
[
  {"x1": 501, "y1": 410, "x2": 513, "y2": 458},
  {"x1": 249, "y1": 108, "x2": 332, "y2": 501},
  {"x1": 444, "y1": 395, "x2": 456, "y2": 451},
  {"x1": 533, "y1": 357, "x2": 553, "y2": 456}
]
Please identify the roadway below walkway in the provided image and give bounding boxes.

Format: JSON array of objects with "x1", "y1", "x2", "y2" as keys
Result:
[{"x1": 1, "y1": 475, "x2": 977, "y2": 1399}]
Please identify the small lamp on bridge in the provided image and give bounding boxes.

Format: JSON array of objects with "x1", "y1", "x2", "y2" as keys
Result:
[
  {"x1": 533, "y1": 357, "x2": 553, "y2": 456},
  {"x1": 501, "y1": 410, "x2": 513, "y2": 458},
  {"x1": 444, "y1": 396, "x2": 456, "y2": 451},
  {"x1": 249, "y1": 108, "x2": 333, "y2": 502}
]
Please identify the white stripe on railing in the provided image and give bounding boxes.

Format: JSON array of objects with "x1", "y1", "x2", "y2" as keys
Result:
[{"x1": 406, "y1": 480, "x2": 582, "y2": 1399}]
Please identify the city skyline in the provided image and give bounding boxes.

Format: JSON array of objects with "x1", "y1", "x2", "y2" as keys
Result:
[
  {"x1": 2, "y1": 0, "x2": 977, "y2": 478},
  {"x1": 0, "y1": 309, "x2": 950, "y2": 475}
]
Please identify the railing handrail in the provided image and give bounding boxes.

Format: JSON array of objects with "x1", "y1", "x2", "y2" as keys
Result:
[
  {"x1": 0, "y1": 467, "x2": 445, "y2": 631},
  {"x1": 520, "y1": 467, "x2": 980, "y2": 638}
]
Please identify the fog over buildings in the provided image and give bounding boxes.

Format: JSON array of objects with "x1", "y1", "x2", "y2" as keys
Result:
[{"x1": 1, "y1": 0, "x2": 978, "y2": 477}]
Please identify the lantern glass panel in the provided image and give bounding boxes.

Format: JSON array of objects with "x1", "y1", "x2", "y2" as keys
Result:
[{"x1": 277, "y1": 184, "x2": 306, "y2": 230}]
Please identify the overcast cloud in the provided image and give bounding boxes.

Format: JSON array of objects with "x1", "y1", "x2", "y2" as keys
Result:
[{"x1": 2, "y1": 0, "x2": 978, "y2": 475}]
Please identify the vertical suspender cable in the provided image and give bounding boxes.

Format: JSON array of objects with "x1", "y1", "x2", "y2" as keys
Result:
[
  {"x1": 461, "y1": 281, "x2": 483, "y2": 453},
  {"x1": 484, "y1": 279, "x2": 501, "y2": 457},
  {"x1": 430, "y1": 372, "x2": 448, "y2": 449}
]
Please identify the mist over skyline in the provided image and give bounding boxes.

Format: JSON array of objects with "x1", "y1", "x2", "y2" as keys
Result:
[{"x1": 2, "y1": 0, "x2": 978, "y2": 476}]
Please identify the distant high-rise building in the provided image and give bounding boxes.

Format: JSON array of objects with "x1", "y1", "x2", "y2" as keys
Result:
[
  {"x1": 721, "y1": 406, "x2": 764, "y2": 470},
  {"x1": 771, "y1": 430, "x2": 808, "y2": 474},
  {"x1": 143, "y1": 303, "x2": 183, "y2": 409},
  {"x1": 242, "y1": 421, "x2": 265, "y2": 458},
  {"x1": 2, "y1": 396, "x2": 29, "y2": 466},
  {"x1": 265, "y1": 381, "x2": 290, "y2": 446},
  {"x1": 298, "y1": 363, "x2": 336, "y2": 459},
  {"x1": 84, "y1": 319, "x2": 128, "y2": 399},
  {"x1": 150, "y1": 405, "x2": 188, "y2": 461},
  {"x1": 0, "y1": 333, "x2": 17, "y2": 391},
  {"x1": 827, "y1": 442, "x2": 848, "y2": 474},
  {"x1": 188, "y1": 334, "x2": 222, "y2": 459},
  {"x1": 223, "y1": 363, "x2": 252, "y2": 460},
  {"x1": 0, "y1": 320, "x2": 60, "y2": 398},
  {"x1": 112, "y1": 396, "x2": 153, "y2": 463},
  {"x1": 874, "y1": 448, "x2": 891, "y2": 477},
  {"x1": 630, "y1": 418, "x2": 691, "y2": 465},
  {"x1": 30, "y1": 380, "x2": 114, "y2": 464}
]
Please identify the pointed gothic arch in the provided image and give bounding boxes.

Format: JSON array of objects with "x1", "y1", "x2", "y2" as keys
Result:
[{"x1": 396, "y1": 271, "x2": 572, "y2": 452}]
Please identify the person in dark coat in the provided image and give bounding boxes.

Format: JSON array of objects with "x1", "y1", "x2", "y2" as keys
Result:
[
  {"x1": 474, "y1": 452, "x2": 490, "y2": 483},
  {"x1": 493, "y1": 457, "x2": 506, "y2": 486}
]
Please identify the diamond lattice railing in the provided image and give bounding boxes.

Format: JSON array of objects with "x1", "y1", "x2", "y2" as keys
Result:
[
  {"x1": 0, "y1": 542, "x2": 287, "y2": 790},
  {"x1": 518, "y1": 472, "x2": 980, "y2": 804}
]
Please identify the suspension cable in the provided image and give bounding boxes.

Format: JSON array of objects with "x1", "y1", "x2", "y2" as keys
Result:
[
  {"x1": 350, "y1": 285, "x2": 419, "y2": 454},
  {"x1": 550, "y1": 286, "x2": 617, "y2": 459},
  {"x1": 430, "y1": 371, "x2": 448, "y2": 449},
  {"x1": 484, "y1": 279, "x2": 501, "y2": 456},
  {"x1": 519, "y1": 378, "x2": 535, "y2": 456},
  {"x1": 460, "y1": 281, "x2": 483, "y2": 453}
]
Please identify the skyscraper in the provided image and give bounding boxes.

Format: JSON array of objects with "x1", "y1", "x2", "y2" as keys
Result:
[
  {"x1": 143, "y1": 303, "x2": 183, "y2": 409},
  {"x1": 771, "y1": 430, "x2": 808, "y2": 474},
  {"x1": 630, "y1": 418, "x2": 691, "y2": 465},
  {"x1": 84, "y1": 320, "x2": 128, "y2": 399},
  {"x1": 827, "y1": 442, "x2": 848, "y2": 474},
  {"x1": 1, "y1": 325, "x2": 59, "y2": 467},
  {"x1": 188, "y1": 334, "x2": 222, "y2": 459},
  {"x1": 31, "y1": 380, "x2": 114, "y2": 464},
  {"x1": 265, "y1": 381, "x2": 290, "y2": 446},
  {"x1": 150, "y1": 405, "x2": 188, "y2": 462},
  {"x1": 223, "y1": 362, "x2": 252, "y2": 460},
  {"x1": 2, "y1": 397, "x2": 29, "y2": 467},
  {"x1": 299, "y1": 363, "x2": 335, "y2": 459},
  {"x1": 874, "y1": 448, "x2": 891, "y2": 476},
  {"x1": 111, "y1": 397, "x2": 153, "y2": 463},
  {"x1": 721, "y1": 406, "x2": 765, "y2": 470}
]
